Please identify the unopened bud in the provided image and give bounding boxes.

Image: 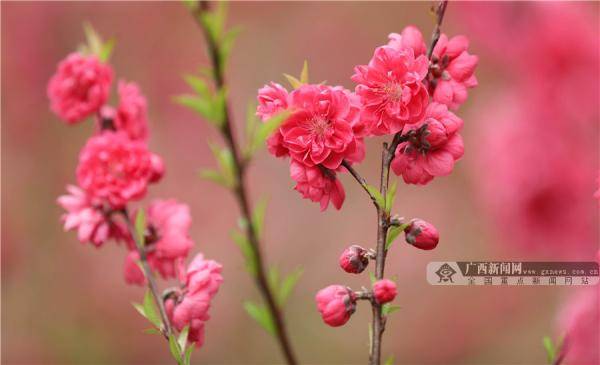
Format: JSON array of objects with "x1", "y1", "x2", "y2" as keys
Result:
[
  {"x1": 404, "y1": 219, "x2": 439, "y2": 250},
  {"x1": 339, "y1": 245, "x2": 370, "y2": 274}
]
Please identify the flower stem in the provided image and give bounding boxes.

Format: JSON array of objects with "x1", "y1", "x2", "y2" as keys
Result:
[
  {"x1": 190, "y1": 3, "x2": 298, "y2": 364},
  {"x1": 120, "y1": 208, "x2": 173, "y2": 338}
]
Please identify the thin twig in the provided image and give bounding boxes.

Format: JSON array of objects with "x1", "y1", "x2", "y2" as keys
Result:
[
  {"x1": 191, "y1": 3, "x2": 298, "y2": 365},
  {"x1": 120, "y1": 209, "x2": 173, "y2": 337},
  {"x1": 427, "y1": 0, "x2": 449, "y2": 59},
  {"x1": 341, "y1": 160, "x2": 380, "y2": 209}
]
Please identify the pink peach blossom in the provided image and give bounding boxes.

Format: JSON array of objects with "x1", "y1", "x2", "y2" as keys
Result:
[
  {"x1": 373, "y1": 279, "x2": 397, "y2": 304},
  {"x1": 257, "y1": 82, "x2": 289, "y2": 121},
  {"x1": 48, "y1": 53, "x2": 113, "y2": 124},
  {"x1": 76, "y1": 131, "x2": 163, "y2": 208},
  {"x1": 114, "y1": 81, "x2": 149, "y2": 142},
  {"x1": 352, "y1": 45, "x2": 429, "y2": 135},
  {"x1": 387, "y1": 26, "x2": 427, "y2": 56},
  {"x1": 315, "y1": 285, "x2": 356, "y2": 327},
  {"x1": 57, "y1": 184, "x2": 126, "y2": 246},
  {"x1": 290, "y1": 160, "x2": 345, "y2": 211},
  {"x1": 279, "y1": 84, "x2": 363, "y2": 169},
  {"x1": 429, "y1": 34, "x2": 478, "y2": 110},
  {"x1": 391, "y1": 103, "x2": 464, "y2": 184},
  {"x1": 166, "y1": 254, "x2": 223, "y2": 347},
  {"x1": 557, "y1": 286, "x2": 599, "y2": 365}
]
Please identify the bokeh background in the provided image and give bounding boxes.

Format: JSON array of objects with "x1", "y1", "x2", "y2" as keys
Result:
[{"x1": 2, "y1": 2, "x2": 598, "y2": 364}]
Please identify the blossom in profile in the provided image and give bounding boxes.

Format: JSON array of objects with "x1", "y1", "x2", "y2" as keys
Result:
[
  {"x1": 114, "y1": 81, "x2": 149, "y2": 142},
  {"x1": 165, "y1": 254, "x2": 223, "y2": 347},
  {"x1": 48, "y1": 53, "x2": 113, "y2": 123},
  {"x1": 279, "y1": 84, "x2": 363, "y2": 169},
  {"x1": 57, "y1": 184, "x2": 126, "y2": 246},
  {"x1": 315, "y1": 285, "x2": 356, "y2": 327},
  {"x1": 557, "y1": 285, "x2": 599, "y2": 365},
  {"x1": 387, "y1": 26, "x2": 427, "y2": 56},
  {"x1": 429, "y1": 34, "x2": 478, "y2": 110},
  {"x1": 373, "y1": 279, "x2": 397, "y2": 304},
  {"x1": 76, "y1": 131, "x2": 164, "y2": 208},
  {"x1": 391, "y1": 102, "x2": 464, "y2": 184},
  {"x1": 290, "y1": 160, "x2": 345, "y2": 211},
  {"x1": 352, "y1": 45, "x2": 429, "y2": 135}
]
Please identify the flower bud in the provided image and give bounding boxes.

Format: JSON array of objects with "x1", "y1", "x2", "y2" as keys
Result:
[
  {"x1": 404, "y1": 219, "x2": 439, "y2": 250},
  {"x1": 339, "y1": 245, "x2": 370, "y2": 274},
  {"x1": 315, "y1": 285, "x2": 356, "y2": 327},
  {"x1": 149, "y1": 153, "x2": 165, "y2": 183},
  {"x1": 373, "y1": 279, "x2": 397, "y2": 304}
]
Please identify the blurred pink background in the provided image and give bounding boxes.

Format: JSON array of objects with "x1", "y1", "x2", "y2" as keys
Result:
[{"x1": 2, "y1": 2, "x2": 598, "y2": 364}]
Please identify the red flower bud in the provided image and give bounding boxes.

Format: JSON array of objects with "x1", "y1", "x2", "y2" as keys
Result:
[
  {"x1": 339, "y1": 245, "x2": 370, "y2": 274},
  {"x1": 404, "y1": 219, "x2": 439, "y2": 250},
  {"x1": 315, "y1": 285, "x2": 356, "y2": 327},
  {"x1": 373, "y1": 279, "x2": 397, "y2": 304}
]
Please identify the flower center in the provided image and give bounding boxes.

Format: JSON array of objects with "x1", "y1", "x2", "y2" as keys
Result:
[
  {"x1": 383, "y1": 83, "x2": 403, "y2": 102},
  {"x1": 310, "y1": 116, "x2": 331, "y2": 137}
]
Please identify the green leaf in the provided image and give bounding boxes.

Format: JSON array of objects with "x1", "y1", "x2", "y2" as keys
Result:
[
  {"x1": 99, "y1": 38, "x2": 115, "y2": 62},
  {"x1": 384, "y1": 354, "x2": 395, "y2": 365},
  {"x1": 184, "y1": 345, "x2": 194, "y2": 365},
  {"x1": 278, "y1": 268, "x2": 303, "y2": 306},
  {"x1": 219, "y1": 26, "x2": 242, "y2": 69},
  {"x1": 132, "y1": 302, "x2": 146, "y2": 319},
  {"x1": 143, "y1": 290, "x2": 162, "y2": 328},
  {"x1": 168, "y1": 334, "x2": 183, "y2": 365},
  {"x1": 283, "y1": 74, "x2": 302, "y2": 89},
  {"x1": 208, "y1": 143, "x2": 236, "y2": 188},
  {"x1": 143, "y1": 328, "x2": 162, "y2": 335},
  {"x1": 385, "y1": 181, "x2": 398, "y2": 214},
  {"x1": 250, "y1": 111, "x2": 289, "y2": 154},
  {"x1": 365, "y1": 184, "x2": 385, "y2": 209},
  {"x1": 174, "y1": 94, "x2": 223, "y2": 129},
  {"x1": 178, "y1": 325, "x2": 189, "y2": 353},
  {"x1": 252, "y1": 197, "x2": 268, "y2": 239},
  {"x1": 183, "y1": 74, "x2": 211, "y2": 99},
  {"x1": 382, "y1": 304, "x2": 401, "y2": 316},
  {"x1": 299, "y1": 60, "x2": 309, "y2": 84},
  {"x1": 543, "y1": 336, "x2": 556, "y2": 364},
  {"x1": 231, "y1": 230, "x2": 257, "y2": 276},
  {"x1": 135, "y1": 210, "x2": 146, "y2": 247},
  {"x1": 244, "y1": 301, "x2": 275, "y2": 336},
  {"x1": 199, "y1": 168, "x2": 228, "y2": 187},
  {"x1": 369, "y1": 272, "x2": 377, "y2": 285},
  {"x1": 83, "y1": 22, "x2": 103, "y2": 57}
]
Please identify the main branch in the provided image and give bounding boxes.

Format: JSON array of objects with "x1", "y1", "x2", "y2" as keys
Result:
[{"x1": 191, "y1": 3, "x2": 298, "y2": 365}]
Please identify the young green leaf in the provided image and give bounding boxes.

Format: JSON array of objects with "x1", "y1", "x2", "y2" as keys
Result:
[
  {"x1": 199, "y1": 168, "x2": 228, "y2": 187},
  {"x1": 183, "y1": 74, "x2": 211, "y2": 99},
  {"x1": 252, "y1": 198, "x2": 268, "y2": 239},
  {"x1": 385, "y1": 181, "x2": 398, "y2": 214},
  {"x1": 178, "y1": 325, "x2": 189, "y2": 353},
  {"x1": 132, "y1": 302, "x2": 146, "y2": 319},
  {"x1": 219, "y1": 26, "x2": 242, "y2": 69},
  {"x1": 230, "y1": 230, "x2": 257, "y2": 276},
  {"x1": 99, "y1": 38, "x2": 115, "y2": 63},
  {"x1": 184, "y1": 345, "x2": 194, "y2": 365},
  {"x1": 208, "y1": 143, "x2": 236, "y2": 188},
  {"x1": 543, "y1": 336, "x2": 556, "y2": 364},
  {"x1": 250, "y1": 111, "x2": 289, "y2": 154},
  {"x1": 143, "y1": 328, "x2": 162, "y2": 335},
  {"x1": 135, "y1": 210, "x2": 146, "y2": 247},
  {"x1": 369, "y1": 272, "x2": 377, "y2": 285},
  {"x1": 168, "y1": 334, "x2": 183, "y2": 365},
  {"x1": 283, "y1": 74, "x2": 302, "y2": 89},
  {"x1": 382, "y1": 304, "x2": 401, "y2": 316},
  {"x1": 384, "y1": 354, "x2": 395, "y2": 365},
  {"x1": 244, "y1": 301, "x2": 276, "y2": 336},
  {"x1": 299, "y1": 60, "x2": 309, "y2": 84},
  {"x1": 143, "y1": 290, "x2": 162, "y2": 328},
  {"x1": 267, "y1": 266, "x2": 280, "y2": 294},
  {"x1": 83, "y1": 22, "x2": 103, "y2": 57},
  {"x1": 365, "y1": 184, "x2": 385, "y2": 209},
  {"x1": 278, "y1": 268, "x2": 303, "y2": 306}
]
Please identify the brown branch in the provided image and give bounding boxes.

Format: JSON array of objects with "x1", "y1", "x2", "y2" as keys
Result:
[
  {"x1": 341, "y1": 160, "x2": 381, "y2": 210},
  {"x1": 427, "y1": 0, "x2": 449, "y2": 59},
  {"x1": 120, "y1": 209, "x2": 173, "y2": 337},
  {"x1": 191, "y1": 3, "x2": 297, "y2": 365}
]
